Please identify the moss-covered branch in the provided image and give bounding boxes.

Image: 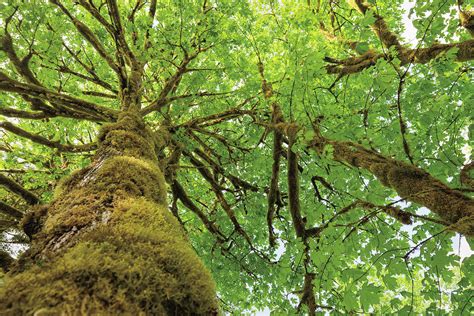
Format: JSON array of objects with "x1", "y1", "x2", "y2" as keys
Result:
[
  {"x1": 0, "y1": 72, "x2": 117, "y2": 121},
  {"x1": 308, "y1": 136, "x2": 474, "y2": 236},
  {"x1": 258, "y1": 61, "x2": 286, "y2": 246},
  {"x1": 0, "y1": 173, "x2": 40, "y2": 205},
  {"x1": 0, "y1": 121, "x2": 97, "y2": 153},
  {"x1": 458, "y1": 0, "x2": 474, "y2": 37},
  {"x1": 0, "y1": 200, "x2": 24, "y2": 220},
  {"x1": 325, "y1": 0, "x2": 474, "y2": 75},
  {"x1": 0, "y1": 107, "x2": 52, "y2": 120},
  {"x1": 287, "y1": 125, "x2": 306, "y2": 238},
  {"x1": 326, "y1": 39, "x2": 474, "y2": 75}
]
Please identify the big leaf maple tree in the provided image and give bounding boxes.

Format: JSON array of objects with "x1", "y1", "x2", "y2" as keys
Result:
[{"x1": 0, "y1": 0, "x2": 473, "y2": 314}]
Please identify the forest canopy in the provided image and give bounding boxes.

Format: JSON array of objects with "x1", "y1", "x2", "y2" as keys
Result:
[{"x1": 0, "y1": 0, "x2": 473, "y2": 314}]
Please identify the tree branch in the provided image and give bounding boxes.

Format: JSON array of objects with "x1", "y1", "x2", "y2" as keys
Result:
[
  {"x1": 141, "y1": 47, "x2": 211, "y2": 115},
  {"x1": 50, "y1": 0, "x2": 123, "y2": 78},
  {"x1": 308, "y1": 133, "x2": 474, "y2": 236},
  {"x1": 0, "y1": 173, "x2": 40, "y2": 205},
  {"x1": 325, "y1": 39, "x2": 474, "y2": 75},
  {"x1": 0, "y1": 71, "x2": 117, "y2": 121},
  {"x1": 0, "y1": 121, "x2": 97, "y2": 152},
  {"x1": 287, "y1": 124, "x2": 306, "y2": 238},
  {"x1": 171, "y1": 180, "x2": 226, "y2": 241},
  {"x1": 0, "y1": 107, "x2": 52, "y2": 120},
  {"x1": 0, "y1": 200, "x2": 24, "y2": 220}
]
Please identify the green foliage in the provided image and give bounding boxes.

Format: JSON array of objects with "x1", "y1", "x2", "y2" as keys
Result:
[{"x1": 0, "y1": 0, "x2": 472, "y2": 314}]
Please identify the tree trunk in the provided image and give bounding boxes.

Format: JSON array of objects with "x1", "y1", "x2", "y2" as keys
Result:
[{"x1": 0, "y1": 112, "x2": 218, "y2": 315}]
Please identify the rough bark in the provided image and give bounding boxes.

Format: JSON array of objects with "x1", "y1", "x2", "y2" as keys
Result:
[
  {"x1": 309, "y1": 137, "x2": 474, "y2": 236},
  {"x1": 0, "y1": 112, "x2": 218, "y2": 315}
]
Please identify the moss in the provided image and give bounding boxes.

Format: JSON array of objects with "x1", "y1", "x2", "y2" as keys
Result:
[
  {"x1": 21, "y1": 204, "x2": 49, "y2": 239},
  {"x1": 101, "y1": 129, "x2": 156, "y2": 160},
  {"x1": 0, "y1": 198, "x2": 218, "y2": 315},
  {"x1": 53, "y1": 167, "x2": 92, "y2": 200},
  {"x1": 97, "y1": 112, "x2": 157, "y2": 161},
  {"x1": 327, "y1": 139, "x2": 474, "y2": 233},
  {"x1": 450, "y1": 213, "x2": 474, "y2": 237},
  {"x1": 45, "y1": 156, "x2": 167, "y2": 234},
  {"x1": 1, "y1": 112, "x2": 218, "y2": 314}
]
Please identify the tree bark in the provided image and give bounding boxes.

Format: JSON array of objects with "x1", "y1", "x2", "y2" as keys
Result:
[{"x1": 0, "y1": 112, "x2": 218, "y2": 315}]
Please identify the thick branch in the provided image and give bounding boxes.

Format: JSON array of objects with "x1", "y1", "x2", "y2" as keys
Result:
[
  {"x1": 348, "y1": 0, "x2": 403, "y2": 52},
  {"x1": 326, "y1": 39, "x2": 474, "y2": 75},
  {"x1": 460, "y1": 161, "x2": 474, "y2": 189},
  {"x1": 0, "y1": 107, "x2": 52, "y2": 120},
  {"x1": 0, "y1": 173, "x2": 40, "y2": 205},
  {"x1": 267, "y1": 104, "x2": 284, "y2": 246},
  {"x1": 0, "y1": 121, "x2": 97, "y2": 152},
  {"x1": 287, "y1": 125, "x2": 306, "y2": 238},
  {"x1": 308, "y1": 136, "x2": 474, "y2": 236},
  {"x1": 0, "y1": 200, "x2": 24, "y2": 220},
  {"x1": 0, "y1": 72, "x2": 117, "y2": 121},
  {"x1": 258, "y1": 61, "x2": 286, "y2": 246}
]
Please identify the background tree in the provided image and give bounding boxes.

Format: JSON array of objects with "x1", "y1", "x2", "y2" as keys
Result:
[{"x1": 0, "y1": 0, "x2": 472, "y2": 314}]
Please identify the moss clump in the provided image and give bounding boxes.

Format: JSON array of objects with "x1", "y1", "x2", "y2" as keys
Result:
[
  {"x1": 21, "y1": 204, "x2": 49, "y2": 239},
  {"x1": 97, "y1": 112, "x2": 157, "y2": 161},
  {"x1": 0, "y1": 198, "x2": 218, "y2": 315},
  {"x1": 45, "y1": 156, "x2": 167, "y2": 233}
]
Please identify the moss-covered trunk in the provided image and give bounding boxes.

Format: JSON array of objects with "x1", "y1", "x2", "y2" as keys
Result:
[
  {"x1": 310, "y1": 138, "x2": 474, "y2": 236},
  {"x1": 0, "y1": 112, "x2": 217, "y2": 315}
]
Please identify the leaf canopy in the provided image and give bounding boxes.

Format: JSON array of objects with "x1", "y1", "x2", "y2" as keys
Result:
[{"x1": 0, "y1": 0, "x2": 473, "y2": 314}]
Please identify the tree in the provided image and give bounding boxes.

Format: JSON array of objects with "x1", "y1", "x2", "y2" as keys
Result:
[{"x1": 0, "y1": 0, "x2": 472, "y2": 314}]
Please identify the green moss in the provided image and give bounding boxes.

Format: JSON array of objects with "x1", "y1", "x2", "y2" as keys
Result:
[
  {"x1": 1, "y1": 112, "x2": 218, "y2": 314},
  {"x1": 21, "y1": 204, "x2": 49, "y2": 239},
  {"x1": 53, "y1": 167, "x2": 92, "y2": 200},
  {"x1": 0, "y1": 198, "x2": 218, "y2": 315},
  {"x1": 97, "y1": 112, "x2": 157, "y2": 160},
  {"x1": 450, "y1": 214, "x2": 474, "y2": 237},
  {"x1": 101, "y1": 129, "x2": 157, "y2": 160},
  {"x1": 45, "y1": 156, "x2": 167, "y2": 233}
]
